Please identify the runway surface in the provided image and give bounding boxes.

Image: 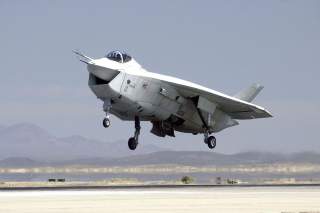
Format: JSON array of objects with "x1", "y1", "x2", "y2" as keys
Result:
[{"x1": 0, "y1": 186, "x2": 320, "y2": 213}]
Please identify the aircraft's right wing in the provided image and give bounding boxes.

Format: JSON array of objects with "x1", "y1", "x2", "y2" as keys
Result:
[
  {"x1": 135, "y1": 71, "x2": 272, "y2": 120},
  {"x1": 166, "y1": 80, "x2": 271, "y2": 119}
]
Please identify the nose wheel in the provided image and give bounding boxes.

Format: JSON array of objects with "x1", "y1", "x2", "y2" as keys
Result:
[
  {"x1": 102, "y1": 99, "x2": 112, "y2": 128},
  {"x1": 102, "y1": 117, "x2": 111, "y2": 128},
  {"x1": 128, "y1": 116, "x2": 141, "y2": 150}
]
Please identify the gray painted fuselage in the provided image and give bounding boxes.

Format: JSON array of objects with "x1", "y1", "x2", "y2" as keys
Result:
[{"x1": 88, "y1": 70, "x2": 235, "y2": 135}]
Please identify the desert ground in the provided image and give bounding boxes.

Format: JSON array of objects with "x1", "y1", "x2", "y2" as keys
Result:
[{"x1": 0, "y1": 186, "x2": 320, "y2": 213}]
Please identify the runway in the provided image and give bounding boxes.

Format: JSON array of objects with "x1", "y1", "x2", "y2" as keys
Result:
[{"x1": 0, "y1": 186, "x2": 320, "y2": 213}]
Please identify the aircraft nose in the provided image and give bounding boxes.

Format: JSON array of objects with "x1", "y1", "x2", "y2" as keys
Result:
[{"x1": 87, "y1": 63, "x2": 120, "y2": 81}]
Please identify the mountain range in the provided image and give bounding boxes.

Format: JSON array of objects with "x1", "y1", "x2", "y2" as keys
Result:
[
  {"x1": 0, "y1": 123, "x2": 164, "y2": 161},
  {"x1": 0, "y1": 123, "x2": 320, "y2": 168},
  {"x1": 1, "y1": 150, "x2": 320, "y2": 168}
]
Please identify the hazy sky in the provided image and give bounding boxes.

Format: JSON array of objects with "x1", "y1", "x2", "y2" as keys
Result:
[{"x1": 0, "y1": 0, "x2": 319, "y2": 153}]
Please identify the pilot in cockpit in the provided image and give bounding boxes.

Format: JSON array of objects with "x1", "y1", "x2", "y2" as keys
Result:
[{"x1": 106, "y1": 51, "x2": 132, "y2": 63}]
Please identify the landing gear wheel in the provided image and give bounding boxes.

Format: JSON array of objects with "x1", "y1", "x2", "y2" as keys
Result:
[
  {"x1": 128, "y1": 137, "x2": 138, "y2": 150},
  {"x1": 207, "y1": 136, "x2": 216, "y2": 149},
  {"x1": 102, "y1": 118, "x2": 111, "y2": 128}
]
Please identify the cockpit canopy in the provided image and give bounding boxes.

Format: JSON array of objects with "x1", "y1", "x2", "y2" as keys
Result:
[{"x1": 106, "y1": 50, "x2": 132, "y2": 63}]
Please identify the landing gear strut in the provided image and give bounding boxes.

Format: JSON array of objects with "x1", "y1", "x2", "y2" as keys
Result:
[
  {"x1": 128, "y1": 116, "x2": 141, "y2": 150},
  {"x1": 102, "y1": 99, "x2": 112, "y2": 128},
  {"x1": 194, "y1": 106, "x2": 217, "y2": 150}
]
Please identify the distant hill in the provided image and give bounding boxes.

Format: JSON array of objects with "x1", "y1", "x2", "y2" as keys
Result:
[
  {"x1": 97, "y1": 151, "x2": 320, "y2": 166},
  {"x1": 0, "y1": 123, "x2": 165, "y2": 161},
  {"x1": 1, "y1": 151, "x2": 320, "y2": 168},
  {"x1": 107, "y1": 151, "x2": 236, "y2": 166},
  {"x1": 1, "y1": 123, "x2": 320, "y2": 168},
  {"x1": 0, "y1": 157, "x2": 42, "y2": 168}
]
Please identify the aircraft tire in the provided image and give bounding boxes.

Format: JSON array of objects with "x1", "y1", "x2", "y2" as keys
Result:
[
  {"x1": 103, "y1": 118, "x2": 111, "y2": 128},
  {"x1": 128, "y1": 137, "x2": 138, "y2": 150},
  {"x1": 207, "y1": 136, "x2": 216, "y2": 149}
]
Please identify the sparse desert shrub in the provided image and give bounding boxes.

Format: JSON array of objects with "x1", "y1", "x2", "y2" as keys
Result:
[{"x1": 181, "y1": 176, "x2": 194, "y2": 184}]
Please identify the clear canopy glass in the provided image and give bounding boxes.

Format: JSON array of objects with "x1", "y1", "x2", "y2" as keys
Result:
[{"x1": 106, "y1": 50, "x2": 132, "y2": 63}]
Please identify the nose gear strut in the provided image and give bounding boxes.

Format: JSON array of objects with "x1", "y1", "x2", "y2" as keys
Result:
[{"x1": 102, "y1": 99, "x2": 112, "y2": 128}]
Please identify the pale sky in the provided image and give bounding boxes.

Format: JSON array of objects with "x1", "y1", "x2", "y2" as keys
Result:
[{"x1": 0, "y1": 0, "x2": 319, "y2": 153}]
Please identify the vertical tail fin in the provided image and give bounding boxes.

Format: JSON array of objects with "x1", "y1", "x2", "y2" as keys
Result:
[{"x1": 234, "y1": 83, "x2": 264, "y2": 102}]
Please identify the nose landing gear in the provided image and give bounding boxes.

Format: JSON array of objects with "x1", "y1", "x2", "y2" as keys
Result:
[
  {"x1": 102, "y1": 99, "x2": 112, "y2": 128},
  {"x1": 128, "y1": 116, "x2": 141, "y2": 150},
  {"x1": 102, "y1": 117, "x2": 111, "y2": 128}
]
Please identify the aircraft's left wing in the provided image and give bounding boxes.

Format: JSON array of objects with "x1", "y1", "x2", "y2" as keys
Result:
[{"x1": 134, "y1": 71, "x2": 272, "y2": 120}]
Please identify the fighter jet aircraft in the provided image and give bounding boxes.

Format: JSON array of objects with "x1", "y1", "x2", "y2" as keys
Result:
[{"x1": 74, "y1": 50, "x2": 272, "y2": 150}]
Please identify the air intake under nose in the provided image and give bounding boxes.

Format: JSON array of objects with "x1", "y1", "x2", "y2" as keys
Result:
[{"x1": 89, "y1": 74, "x2": 110, "y2": 86}]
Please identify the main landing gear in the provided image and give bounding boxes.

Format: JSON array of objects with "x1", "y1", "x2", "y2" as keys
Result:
[
  {"x1": 193, "y1": 104, "x2": 217, "y2": 150},
  {"x1": 128, "y1": 116, "x2": 140, "y2": 150},
  {"x1": 204, "y1": 131, "x2": 216, "y2": 150}
]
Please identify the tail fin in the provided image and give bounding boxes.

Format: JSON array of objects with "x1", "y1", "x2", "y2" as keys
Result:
[{"x1": 234, "y1": 83, "x2": 264, "y2": 102}]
